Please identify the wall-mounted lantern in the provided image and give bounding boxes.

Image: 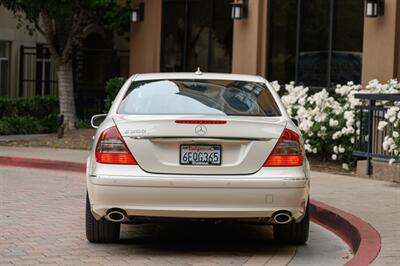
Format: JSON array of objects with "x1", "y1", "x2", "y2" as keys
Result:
[
  {"x1": 365, "y1": 0, "x2": 384, "y2": 17},
  {"x1": 131, "y1": 2, "x2": 144, "y2": 22},
  {"x1": 231, "y1": 0, "x2": 248, "y2": 20}
]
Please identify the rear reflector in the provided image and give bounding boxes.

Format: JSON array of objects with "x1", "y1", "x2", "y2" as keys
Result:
[
  {"x1": 95, "y1": 126, "x2": 137, "y2": 164},
  {"x1": 175, "y1": 120, "x2": 227, "y2": 124},
  {"x1": 263, "y1": 128, "x2": 303, "y2": 167}
]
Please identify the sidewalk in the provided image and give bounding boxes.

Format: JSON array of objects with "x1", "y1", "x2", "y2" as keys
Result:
[
  {"x1": 1, "y1": 146, "x2": 399, "y2": 265},
  {"x1": 0, "y1": 146, "x2": 89, "y2": 163},
  {"x1": 311, "y1": 172, "x2": 400, "y2": 266}
]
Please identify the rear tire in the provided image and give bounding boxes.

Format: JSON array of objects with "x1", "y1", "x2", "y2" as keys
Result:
[
  {"x1": 273, "y1": 202, "x2": 310, "y2": 245},
  {"x1": 85, "y1": 193, "x2": 120, "y2": 243}
]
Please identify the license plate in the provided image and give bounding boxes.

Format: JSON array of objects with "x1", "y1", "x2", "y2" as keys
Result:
[{"x1": 180, "y1": 144, "x2": 221, "y2": 165}]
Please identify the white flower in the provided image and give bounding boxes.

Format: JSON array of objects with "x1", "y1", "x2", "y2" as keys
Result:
[
  {"x1": 332, "y1": 154, "x2": 337, "y2": 160},
  {"x1": 385, "y1": 107, "x2": 399, "y2": 121},
  {"x1": 298, "y1": 97, "x2": 306, "y2": 106},
  {"x1": 312, "y1": 148, "x2": 317, "y2": 154},
  {"x1": 338, "y1": 146, "x2": 345, "y2": 153},
  {"x1": 299, "y1": 120, "x2": 314, "y2": 133},
  {"x1": 390, "y1": 143, "x2": 397, "y2": 151},
  {"x1": 393, "y1": 131, "x2": 399, "y2": 138},
  {"x1": 378, "y1": 121, "x2": 388, "y2": 131},
  {"x1": 332, "y1": 131, "x2": 342, "y2": 140},
  {"x1": 342, "y1": 163, "x2": 350, "y2": 170},
  {"x1": 383, "y1": 136, "x2": 396, "y2": 151},
  {"x1": 304, "y1": 144, "x2": 312, "y2": 153},
  {"x1": 329, "y1": 119, "x2": 339, "y2": 127},
  {"x1": 333, "y1": 146, "x2": 338, "y2": 154},
  {"x1": 270, "y1": 81, "x2": 281, "y2": 92},
  {"x1": 389, "y1": 159, "x2": 396, "y2": 165}
]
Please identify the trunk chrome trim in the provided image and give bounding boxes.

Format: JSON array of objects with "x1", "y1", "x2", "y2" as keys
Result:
[{"x1": 128, "y1": 136, "x2": 273, "y2": 142}]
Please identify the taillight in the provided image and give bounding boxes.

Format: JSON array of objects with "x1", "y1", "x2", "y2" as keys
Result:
[
  {"x1": 95, "y1": 126, "x2": 137, "y2": 164},
  {"x1": 263, "y1": 128, "x2": 303, "y2": 167}
]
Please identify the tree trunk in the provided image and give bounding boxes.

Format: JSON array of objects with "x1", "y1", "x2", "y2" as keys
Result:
[{"x1": 57, "y1": 62, "x2": 77, "y2": 130}]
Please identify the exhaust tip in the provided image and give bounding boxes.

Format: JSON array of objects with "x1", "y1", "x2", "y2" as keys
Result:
[
  {"x1": 105, "y1": 208, "x2": 127, "y2": 222},
  {"x1": 273, "y1": 212, "x2": 293, "y2": 224}
]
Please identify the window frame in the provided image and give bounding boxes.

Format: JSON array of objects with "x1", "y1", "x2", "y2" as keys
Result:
[{"x1": 0, "y1": 41, "x2": 11, "y2": 96}]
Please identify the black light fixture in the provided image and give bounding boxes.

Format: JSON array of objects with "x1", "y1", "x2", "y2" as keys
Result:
[
  {"x1": 365, "y1": 0, "x2": 384, "y2": 17},
  {"x1": 131, "y1": 2, "x2": 144, "y2": 22},
  {"x1": 231, "y1": 0, "x2": 248, "y2": 20}
]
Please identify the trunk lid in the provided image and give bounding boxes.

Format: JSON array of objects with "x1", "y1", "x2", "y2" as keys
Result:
[{"x1": 114, "y1": 115, "x2": 286, "y2": 175}]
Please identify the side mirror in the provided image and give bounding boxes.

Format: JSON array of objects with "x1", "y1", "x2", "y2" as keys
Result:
[
  {"x1": 91, "y1": 114, "x2": 107, "y2": 129},
  {"x1": 291, "y1": 118, "x2": 299, "y2": 126}
]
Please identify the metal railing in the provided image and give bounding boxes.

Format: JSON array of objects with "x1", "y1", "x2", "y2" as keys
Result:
[{"x1": 353, "y1": 93, "x2": 400, "y2": 175}]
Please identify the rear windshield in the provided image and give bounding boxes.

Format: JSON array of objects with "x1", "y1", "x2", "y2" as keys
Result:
[{"x1": 117, "y1": 79, "x2": 281, "y2": 117}]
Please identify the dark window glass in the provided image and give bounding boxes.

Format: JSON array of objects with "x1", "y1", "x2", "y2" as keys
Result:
[
  {"x1": 0, "y1": 41, "x2": 10, "y2": 96},
  {"x1": 118, "y1": 80, "x2": 281, "y2": 117},
  {"x1": 187, "y1": 0, "x2": 211, "y2": 71},
  {"x1": 209, "y1": 0, "x2": 233, "y2": 73},
  {"x1": 161, "y1": 0, "x2": 186, "y2": 72},
  {"x1": 161, "y1": 0, "x2": 232, "y2": 73},
  {"x1": 331, "y1": 0, "x2": 364, "y2": 85},
  {"x1": 268, "y1": 0, "x2": 297, "y2": 84},
  {"x1": 268, "y1": 0, "x2": 364, "y2": 89},
  {"x1": 298, "y1": 0, "x2": 331, "y2": 88}
]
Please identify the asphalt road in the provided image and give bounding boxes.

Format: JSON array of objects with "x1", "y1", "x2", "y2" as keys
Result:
[{"x1": 0, "y1": 166, "x2": 349, "y2": 265}]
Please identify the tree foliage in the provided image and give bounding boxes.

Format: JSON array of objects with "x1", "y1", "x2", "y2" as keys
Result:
[{"x1": 0, "y1": 0, "x2": 130, "y2": 65}]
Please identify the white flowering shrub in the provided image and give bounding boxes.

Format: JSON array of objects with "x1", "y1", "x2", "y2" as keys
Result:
[
  {"x1": 378, "y1": 106, "x2": 400, "y2": 164},
  {"x1": 369, "y1": 79, "x2": 400, "y2": 164},
  {"x1": 276, "y1": 82, "x2": 361, "y2": 168},
  {"x1": 275, "y1": 79, "x2": 400, "y2": 168},
  {"x1": 365, "y1": 79, "x2": 400, "y2": 94}
]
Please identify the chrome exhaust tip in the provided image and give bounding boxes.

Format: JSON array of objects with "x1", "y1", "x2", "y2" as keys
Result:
[
  {"x1": 105, "y1": 209, "x2": 127, "y2": 222},
  {"x1": 273, "y1": 212, "x2": 293, "y2": 224}
]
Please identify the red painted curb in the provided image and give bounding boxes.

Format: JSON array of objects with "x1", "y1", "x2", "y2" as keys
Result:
[
  {"x1": 0, "y1": 156, "x2": 381, "y2": 265},
  {"x1": 310, "y1": 199, "x2": 381, "y2": 266},
  {"x1": 0, "y1": 156, "x2": 86, "y2": 173}
]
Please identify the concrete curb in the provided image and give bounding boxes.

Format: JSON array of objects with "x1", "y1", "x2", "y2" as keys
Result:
[
  {"x1": 0, "y1": 156, "x2": 381, "y2": 265},
  {"x1": 310, "y1": 200, "x2": 381, "y2": 266}
]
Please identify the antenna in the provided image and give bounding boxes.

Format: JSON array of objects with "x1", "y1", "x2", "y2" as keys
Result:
[{"x1": 195, "y1": 67, "x2": 202, "y2": 75}]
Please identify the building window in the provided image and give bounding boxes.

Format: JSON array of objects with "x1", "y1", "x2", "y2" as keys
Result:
[
  {"x1": 161, "y1": 0, "x2": 233, "y2": 73},
  {"x1": 0, "y1": 41, "x2": 10, "y2": 96},
  {"x1": 268, "y1": 0, "x2": 364, "y2": 89},
  {"x1": 19, "y1": 45, "x2": 58, "y2": 97}
]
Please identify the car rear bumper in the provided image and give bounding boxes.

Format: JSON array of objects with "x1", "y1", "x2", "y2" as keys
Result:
[{"x1": 87, "y1": 166, "x2": 310, "y2": 221}]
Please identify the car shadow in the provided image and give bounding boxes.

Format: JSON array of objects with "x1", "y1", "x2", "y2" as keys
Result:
[{"x1": 115, "y1": 222, "x2": 283, "y2": 255}]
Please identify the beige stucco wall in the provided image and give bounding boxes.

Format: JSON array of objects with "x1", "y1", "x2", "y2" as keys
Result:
[
  {"x1": 362, "y1": 0, "x2": 400, "y2": 85},
  {"x1": 0, "y1": 8, "x2": 46, "y2": 97},
  {"x1": 129, "y1": 0, "x2": 162, "y2": 75},
  {"x1": 231, "y1": 0, "x2": 268, "y2": 76}
]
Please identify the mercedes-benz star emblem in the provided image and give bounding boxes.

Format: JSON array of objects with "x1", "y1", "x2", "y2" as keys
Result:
[{"x1": 195, "y1": 125, "x2": 207, "y2": 136}]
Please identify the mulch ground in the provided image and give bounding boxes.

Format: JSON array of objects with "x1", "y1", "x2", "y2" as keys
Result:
[
  {"x1": 0, "y1": 129, "x2": 355, "y2": 175},
  {"x1": 0, "y1": 129, "x2": 96, "y2": 150},
  {"x1": 308, "y1": 155, "x2": 356, "y2": 176}
]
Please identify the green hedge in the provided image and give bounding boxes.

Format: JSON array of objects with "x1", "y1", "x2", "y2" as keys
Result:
[
  {"x1": 0, "y1": 97, "x2": 59, "y2": 135},
  {"x1": 105, "y1": 77, "x2": 126, "y2": 110}
]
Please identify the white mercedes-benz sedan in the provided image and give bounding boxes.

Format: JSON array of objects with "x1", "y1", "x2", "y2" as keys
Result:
[{"x1": 86, "y1": 72, "x2": 310, "y2": 244}]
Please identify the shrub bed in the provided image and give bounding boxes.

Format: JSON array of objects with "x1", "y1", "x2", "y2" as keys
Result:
[
  {"x1": 274, "y1": 79, "x2": 400, "y2": 169},
  {"x1": 0, "y1": 97, "x2": 59, "y2": 135}
]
